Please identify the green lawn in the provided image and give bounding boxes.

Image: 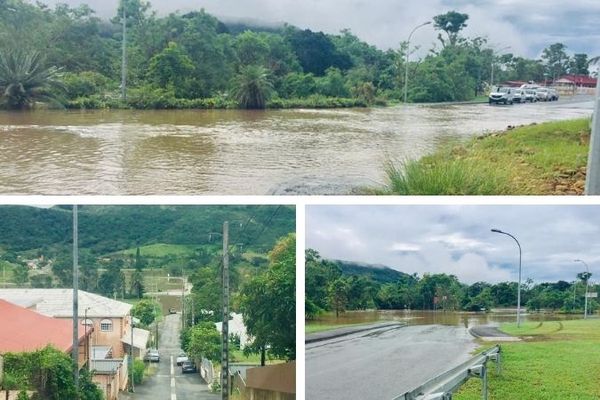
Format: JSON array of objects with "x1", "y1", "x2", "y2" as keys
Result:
[
  {"x1": 455, "y1": 319, "x2": 600, "y2": 400},
  {"x1": 118, "y1": 243, "x2": 199, "y2": 258},
  {"x1": 378, "y1": 118, "x2": 591, "y2": 195}
]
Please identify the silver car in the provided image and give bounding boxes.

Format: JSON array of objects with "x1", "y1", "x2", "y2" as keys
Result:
[{"x1": 144, "y1": 349, "x2": 160, "y2": 362}]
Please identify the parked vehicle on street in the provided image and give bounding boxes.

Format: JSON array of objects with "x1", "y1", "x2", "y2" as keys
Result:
[
  {"x1": 489, "y1": 87, "x2": 514, "y2": 105},
  {"x1": 181, "y1": 361, "x2": 197, "y2": 373},
  {"x1": 548, "y1": 88, "x2": 559, "y2": 101},
  {"x1": 523, "y1": 89, "x2": 537, "y2": 103},
  {"x1": 176, "y1": 352, "x2": 189, "y2": 366},
  {"x1": 512, "y1": 89, "x2": 525, "y2": 103},
  {"x1": 535, "y1": 87, "x2": 550, "y2": 101},
  {"x1": 144, "y1": 348, "x2": 160, "y2": 362}
]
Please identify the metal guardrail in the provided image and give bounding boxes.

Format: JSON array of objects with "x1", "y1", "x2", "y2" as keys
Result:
[{"x1": 393, "y1": 345, "x2": 502, "y2": 400}]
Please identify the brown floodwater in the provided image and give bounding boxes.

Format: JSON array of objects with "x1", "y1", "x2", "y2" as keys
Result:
[
  {"x1": 0, "y1": 97, "x2": 593, "y2": 195},
  {"x1": 310, "y1": 309, "x2": 586, "y2": 329}
]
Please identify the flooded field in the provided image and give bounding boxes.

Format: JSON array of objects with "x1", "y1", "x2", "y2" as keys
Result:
[
  {"x1": 309, "y1": 309, "x2": 586, "y2": 329},
  {"x1": 0, "y1": 96, "x2": 593, "y2": 195}
]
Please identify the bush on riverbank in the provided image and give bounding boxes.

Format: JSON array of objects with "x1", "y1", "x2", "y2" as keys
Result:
[
  {"x1": 455, "y1": 319, "x2": 600, "y2": 400},
  {"x1": 380, "y1": 118, "x2": 591, "y2": 195}
]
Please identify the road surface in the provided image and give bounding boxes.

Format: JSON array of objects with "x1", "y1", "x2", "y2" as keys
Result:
[
  {"x1": 121, "y1": 314, "x2": 218, "y2": 400},
  {"x1": 306, "y1": 324, "x2": 477, "y2": 400}
]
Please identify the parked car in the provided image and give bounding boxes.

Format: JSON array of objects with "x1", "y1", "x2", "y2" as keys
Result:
[
  {"x1": 168, "y1": 307, "x2": 177, "y2": 314},
  {"x1": 523, "y1": 89, "x2": 537, "y2": 103},
  {"x1": 144, "y1": 349, "x2": 160, "y2": 362},
  {"x1": 176, "y1": 352, "x2": 189, "y2": 366},
  {"x1": 548, "y1": 88, "x2": 559, "y2": 101},
  {"x1": 489, "y1": 87, "x2": 514, "y2": 105},
  {"x1": 181, "y1": 361, "x2": 197, "y2": 373},
  {"x1": 535, "y1": 87, "x2": 550, "y2": 101},
  {"x1": 512, "y1": 89, "x2": 525, "y2": 103}
]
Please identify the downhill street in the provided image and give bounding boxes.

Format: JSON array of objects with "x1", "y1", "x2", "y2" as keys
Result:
[{"x1": 121, "y1": 313, "x2": 218, "y2": 400}]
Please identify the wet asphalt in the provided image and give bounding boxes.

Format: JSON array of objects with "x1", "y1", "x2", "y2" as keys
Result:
[{"x1": 306, "y1": 324, "x2": 478, "y2": 400}]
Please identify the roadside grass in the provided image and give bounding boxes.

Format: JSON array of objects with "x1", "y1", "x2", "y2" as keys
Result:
[
  {"x1": 378, "y1": 118, "x2": 591, "y2": 195},
  {"x1": 230, "y1": 349, "x2": 285, "y2": 365},
  {"x1": 454, "y1": 319, "x2": 600, "y2": 400}
]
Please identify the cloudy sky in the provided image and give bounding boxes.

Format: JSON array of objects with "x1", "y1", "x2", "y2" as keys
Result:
[
  {"x1": 38, "y1": 0, "x2": 600, "y2": 58},
  {"x1": 306, "y1": 205, "x2": 600, "y2": 284}
]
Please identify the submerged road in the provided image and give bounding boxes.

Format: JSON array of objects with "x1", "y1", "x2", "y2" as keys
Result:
[{"x1": 305, "y1": 324, "x2": 477, "y2": 400}]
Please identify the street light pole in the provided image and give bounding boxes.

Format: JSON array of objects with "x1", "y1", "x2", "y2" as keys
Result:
[
  {"x1": 574, "y1": 259, "x2": 590, "y2": 319},
  {"x1": 130, "y1": 315, "x2": 135, "y2": 392},
  {"x1": 404, "y1": 21, "x2": 431, "y2": 104},
  {"x1": 72, "y1": 205, "x2": 79, "y2": 387},
  {"x1": 221, "y1": 221, "x2": 230, "y2": 400},
  {"x1": 491, "y1": 229, "x2": 522, "y2": 327},
  {"x1": 121, "y1": 1, "x2": 127, "y2": 101},
  {"x1": 585, "y1": 71, "x2": 600, "y2": 194}
]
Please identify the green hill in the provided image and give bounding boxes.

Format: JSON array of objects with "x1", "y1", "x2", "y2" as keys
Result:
[
  {"x1": 333, "y1": 259, "x2": 414, "y2": 284},
  {"x1": 0, "y1": 205, "x2": 294, "y2": 255}
]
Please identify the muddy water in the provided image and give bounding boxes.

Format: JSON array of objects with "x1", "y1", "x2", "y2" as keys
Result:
[
  {"x1": 310, "y1": 309, "x2": 585, "y2": 329},
  {"x1": 0, "y1": 97, "x2": 593, "y2": 195}
]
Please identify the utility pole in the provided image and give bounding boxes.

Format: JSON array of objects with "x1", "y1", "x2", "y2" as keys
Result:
[
  {"x1": 585, "y1": 73, "x2": 600, "y2": 194},
  {"x1": 121, "y1": 1, "x2": 127, "y2": 101},
  {"x1": 221, "y1": 222, "x2": 229, "y2": 400},
  {"x1": 130, "y1": 316, "x2": 135, "y2": 392},
  {"x1": 404, "y1": 21, "x2": 431, "y2": 104},
  {"x1": 72, "y1": 205, "x2": 79, "y2": 388}
]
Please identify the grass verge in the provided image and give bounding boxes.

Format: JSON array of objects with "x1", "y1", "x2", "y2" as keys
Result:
[
  {"x1": 305, "y1": 321, "x2": 378, "y2": 334},
  {"x1": 378, "y1": 118, "x2": 591, "y2": 195},
  {"x1": 455, "y1": 319, "x2": 600, "y2": 400}
]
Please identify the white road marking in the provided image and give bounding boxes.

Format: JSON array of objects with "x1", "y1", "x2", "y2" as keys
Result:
[
  {"x1": 170, "y1": 357, "x2": 174, "y2": 375},
  {"x1": 171, "y1": 394, "x2": 177, "y2": 400},
  {"x1": 171, "y1": 377, "x2": 175, "y2": 387}
]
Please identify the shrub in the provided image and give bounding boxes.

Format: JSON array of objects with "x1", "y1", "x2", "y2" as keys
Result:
[{"x1": 133, "y1": 359, "x2": 146, "y2": 384}]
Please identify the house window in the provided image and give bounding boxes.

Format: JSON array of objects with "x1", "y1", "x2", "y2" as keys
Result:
[{"x1": 100, "y1": 319, "x2": 113, "y2": 332}]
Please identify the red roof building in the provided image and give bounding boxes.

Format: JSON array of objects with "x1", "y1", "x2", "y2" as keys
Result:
[
  {"x1": 0, "y1": 299, "x2": 87, "y2": 353},
  {"x1": 555, "y1": 75, "x2": 597, "y2": 88}
]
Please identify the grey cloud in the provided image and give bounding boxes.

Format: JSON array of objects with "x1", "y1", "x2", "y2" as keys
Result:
[
  {"x1": 306, "y1": 205, "x2": 600, "y2": 284},
  {"x1": 38, "y1": 0, "x2": 600, "y2": 57}
]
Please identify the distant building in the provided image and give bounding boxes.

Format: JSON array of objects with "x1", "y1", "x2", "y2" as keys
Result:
[
  {"x1": 216, "y1": 312, "x2": 250, "y2": 348},
  {"x1": 0, "y1": 289, "x2": 149, "y2": 400},
  {"x1": 555, "y1": 74, "x2": 597, "y2": 88}
]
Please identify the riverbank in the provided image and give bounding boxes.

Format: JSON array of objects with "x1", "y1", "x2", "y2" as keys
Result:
[
  {"x1": 455, "y1": 319, "x2": 600, "y2": 400},
  {"x1": 378, "y1": 118, "x2": 592, "y2": 195}
]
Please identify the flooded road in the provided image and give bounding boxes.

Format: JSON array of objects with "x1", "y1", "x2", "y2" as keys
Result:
[
  {"x1": 0, "y1": 96, "x2": 593, "y2": 195},
  {"x1": 308, "y1": 309, "x2": 586, "y2": 330}
]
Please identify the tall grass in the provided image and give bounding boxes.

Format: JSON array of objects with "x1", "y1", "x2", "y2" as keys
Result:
[{"x1": 384, "y1": 158, "x2": 511, "y2": 195}]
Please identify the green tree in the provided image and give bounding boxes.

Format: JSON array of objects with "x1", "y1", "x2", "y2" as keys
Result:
[
  {"x1": 131, "y1": 299, "x2": 160, "y2": 326},
  {"x1": 231, "y1": 65, "x2": 273, "y2": 109},
  {"x1": 12, "y1": 264, "x2": 29, "y2": 286},
  {"x1": 147, "y1": 42, "x2": 194, "y2": 93},
  {"x1": 187, "y1": 322, "x2": 221, "y2": 362},
  {"x1": 239, "y1": 234, "x2": 296, "y2": 362},
  {"x1": 0, "y1": 48, "x2": 64, "y2": 109},
  {"x1": 30, "y1": 273, "x2": 53, "y2": 288},
  {"x1": 234, "y1": 31, "x2": 270, "y2": 66},
  {"x1": 433, "y1": 11, "x2": 469, "y2": 47},
  {"x1": 569, "y1": 54, "x2": 590, "y2": 75},
  {"x1": 541, "y1": 43, "x2": 569, "y2": 81},
  {"x1": 327, "y1": 278, "x2": 349, "y2": 317}
]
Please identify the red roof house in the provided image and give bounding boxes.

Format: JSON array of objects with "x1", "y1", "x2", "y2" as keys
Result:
[
  {"x1": 555, "y1": 75, "x2": 597, "y2": 88},
  {"x1": 0, "y1": 299, "x2": 87, "y2": 354}
]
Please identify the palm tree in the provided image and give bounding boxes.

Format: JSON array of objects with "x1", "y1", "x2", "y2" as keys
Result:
[
  {"x1": 0, "y1": 48, "x2": 63, "y2": 109},
  {"x1": 231, "y1": 65, "x2": 273, "y2": 109}
]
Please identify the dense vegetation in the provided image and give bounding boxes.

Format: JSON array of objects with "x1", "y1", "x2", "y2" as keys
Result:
[
  {"x1": 1, "y1": 346, "x2": 103, "y2": 400},
  {"x1": 306, "y1": 250, "x2": 599, "y2": 319},
  {"x1": 0, "y1": 2, "x2": 593, "y2": 110},
  {"x1": 0, "y1": 205, "x2": 294, "y2": 299}
]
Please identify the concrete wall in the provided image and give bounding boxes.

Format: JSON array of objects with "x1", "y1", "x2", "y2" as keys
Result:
[{"x1": 246, "y1": 362, "x2": 295, "y2": 394}]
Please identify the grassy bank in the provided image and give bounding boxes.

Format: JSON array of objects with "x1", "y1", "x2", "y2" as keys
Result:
[
  {"x1": 305, "y1": 321, "x2": 379, "y2": 334},
  {"x1": 455, "y1": 319, "x2": 600, "y2": 400},
  {"x1": 378, "y1": 118, "x2": 591, "y2": 195}
]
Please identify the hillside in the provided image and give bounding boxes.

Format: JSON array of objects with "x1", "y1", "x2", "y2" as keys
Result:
[
  {"x1": 0, "y1": 205, "x2": 294, "y2": 255},
  {"x1": 332, "y1": 260, "x2": 414, "y2": 284}
]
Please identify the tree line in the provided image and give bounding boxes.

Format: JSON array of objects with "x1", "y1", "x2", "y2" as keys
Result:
[
  {"x1": 306, "y1": 250, "x2": 599, "y2": 319},
  {"x1": 0, "y1": 2, "x2": 595, "y2": 110}
]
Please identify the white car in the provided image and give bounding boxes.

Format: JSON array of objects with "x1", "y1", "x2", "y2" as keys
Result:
[
  {"x1": 489, "y1": 87, "x2": 514, "y2": 105},
  {"x1": 523, "y1": 89, "x2": 537, "y2": 103},
  {"x1": 535, "y1": 88, "x2": 550, "y2": 102},
  {"x1": 176, "y1": 352, "x2": 189, "y2": 366},
  {"x1": 512, "y1": 89, "x2": 525, "y2": 103}
]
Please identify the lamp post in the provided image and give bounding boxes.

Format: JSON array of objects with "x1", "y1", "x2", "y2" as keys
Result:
[
  {"x1": 574, "y1": 259, "x2": 590, "y2": 319},
  {"x1": 404, "y1": 21, "x2": 431, "y2": 104},
  {"x1": 490, "y1": 46, "x2": 511, "y2": 87},
  {"x1": 84, "y1": 307, "x2": 91, "y2": 371},
  {"x1": 491, "y1": 229, "x2": 522, "y2": 327}
]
